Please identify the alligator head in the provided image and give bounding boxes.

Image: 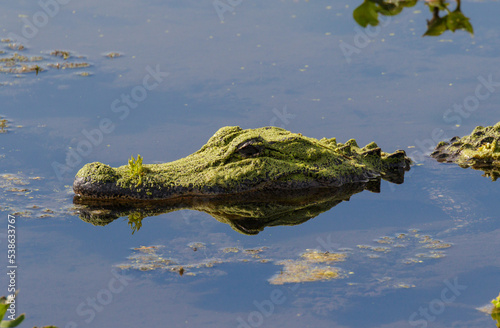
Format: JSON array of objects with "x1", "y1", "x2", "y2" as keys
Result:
[{"x1": 73, "y1": 126, "x2": 411, "y2": 200}]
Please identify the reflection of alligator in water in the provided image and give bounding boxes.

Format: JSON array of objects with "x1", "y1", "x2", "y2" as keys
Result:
[
  {"x1": 74, "y1": 126, "x2": 411, "y2": 201},
  {"x1": 75, "y1": 181, "x2": 386, "y2": 235},
  {"x1": 431, "y1": 122, "x2": 500, "y2": 181},
  {"x1": 353, "y1": 0, "x2": 473, "y2": 37}
]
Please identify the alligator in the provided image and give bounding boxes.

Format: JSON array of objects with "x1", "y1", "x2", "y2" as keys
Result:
[
  {"x1": 73, "y1": 126, "x2": 411, "y2": 201},
  {"x1": 431, "y1": 122, "x2": 500, "y2": 181}
]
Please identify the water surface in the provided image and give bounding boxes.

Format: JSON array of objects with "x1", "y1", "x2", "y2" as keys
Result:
[{"x1": 0, "y1": 0, "x2": 499, "y2": 327}]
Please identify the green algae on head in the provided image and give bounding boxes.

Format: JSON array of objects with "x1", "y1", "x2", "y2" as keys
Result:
[
  {"x1": 73, "y1": 126, "x2": 411, "y2": 200},
  {"x1": 431, "y1": 122, "x2": 500, "y2": 180}
]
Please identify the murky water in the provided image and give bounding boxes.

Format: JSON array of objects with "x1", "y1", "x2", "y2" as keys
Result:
[{"x1": 0, "y1": 0, "x2": 499, "y2": 327}]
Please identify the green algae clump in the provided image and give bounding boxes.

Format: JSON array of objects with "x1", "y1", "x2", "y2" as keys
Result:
[
  {"x1": 269, "y1": 250, "x2": 347, "y2": 285},
  {"x1": 300, "y1": 249, "x2": 348, "y2": 263},
  {"x1": 0, "y1": 117, "x2": 8, "y2": 133}
]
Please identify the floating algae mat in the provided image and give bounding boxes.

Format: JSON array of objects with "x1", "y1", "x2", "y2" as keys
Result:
[
  {"x1": 115, "y1": 242, "x2": 271, "y2": 277},
  {"x1": 116, "y1": 229, "x2": 452, "y2": 288},
  {"x1": 0, "y1": 39, "x2": 122, "y2": 84},
  {"x1": 0, "y1": 173, "x2": 74, "y2": 218},
  {"x1": 269, "y1": 250, "x2": 348, "y2": 285}
]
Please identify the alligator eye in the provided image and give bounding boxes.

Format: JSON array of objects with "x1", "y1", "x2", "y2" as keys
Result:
[{"x1": 236, "y1": 140, "x2": 263, "y2": 158}]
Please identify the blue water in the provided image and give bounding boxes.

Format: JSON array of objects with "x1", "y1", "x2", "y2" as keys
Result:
[{"x1": 0, "y1": 0, "x2": 499, "y2": 327}]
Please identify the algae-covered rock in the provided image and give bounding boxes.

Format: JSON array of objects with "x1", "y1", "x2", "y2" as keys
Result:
[{"x1": 431, "y1": 122, "x2": 500, "y2": 180}]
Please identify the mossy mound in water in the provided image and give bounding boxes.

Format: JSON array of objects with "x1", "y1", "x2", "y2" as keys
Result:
[
  {"x1": 431, "y1": 122, "x2": 500, "y2": 181},
  {"x1": 74, "y1": 126, "x2": 411, "y2": 200}
]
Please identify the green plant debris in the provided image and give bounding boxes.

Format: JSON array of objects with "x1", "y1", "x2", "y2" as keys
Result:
[
  {"x1": 0, "y1": 52, "x2": 44, "y2": 76},
  {"x1": 244, "y1": 247, "x2": 268, "y2": 257},
  {"x1": 116, "y1": 243, "x2": 270, "y2": 276},
  {"x1": 268, "y1": 250, "x2": 348, "y2": 285},
  {"x1": 354, "y1": 229, "x2": 452, "y2": 263},
  {"x1": 269, "y1": 249, "x2": 347, "y2": 285},
  {"x1": 105, "y1": 52, "x2": 122, "y2": 58},
  {"x1": 0, "y1": 118, "x2": 8, "y2": 133},
  {"x1": 415, "y1": 251, "x2": 446, "y2": 259},
  {"x1": 50, "y1": 50, "x2": 71, "y2": 59},
  {"x1": 187, "y1": 242, "x2": 206, "y2": 251},
  {"x1": 270, "y1": 260, "x2": 343, "y2": 285},
  {"x1": 115, "y1": 229, "x2": 450, "y2": 288},
  {"x1": 402, "y1": 258, "x2": 423, "y2": 264},
  {"x1": 0, "y1": 45, "x2": 91, "y2": 80},
  {"x1": 375, "y1": 236, "x2": 394, "y2": 244},
  {"x1": 7, "y1": 43, "x2": 25, "y2": 51},
  {"x1": 0, "y1": 64, "x2": 43, "y2": 75},
  {"x1": 6, "y1": 187, "x2": 30, "y2": 193},
  {"x1": 0, "y1": 53, "x2": 29, "y2": 63},
  {"x1": 222, "y1": 247, "x2": 240, "y2": 253},
  {"x1": 301, "y1": 249, "x2": 347, "y2": 263},
  {"x1": 47, "y1": 62, "x2": 90, "y2": 69}
]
